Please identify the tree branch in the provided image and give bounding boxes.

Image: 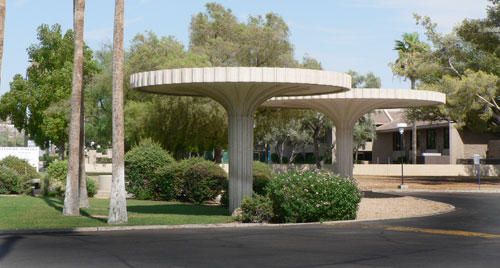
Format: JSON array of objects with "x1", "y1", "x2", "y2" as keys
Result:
[
  {"x1": 448, "y1": 57, "x2": 462, "y2": 79},
  {"x1": 476, "y1": 94, "x2": 500, "y2": 111}
]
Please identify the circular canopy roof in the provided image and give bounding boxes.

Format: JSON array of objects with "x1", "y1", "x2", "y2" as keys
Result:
[
  {"x1": 266, "y1": 88, "x2": 446, "y2": 108},
  {"x1": 263, "y1": 88, "x2": 446, "y2": 123},
  {"x1": 130, "y1": 67, "x2": 351, "y2": 97}
]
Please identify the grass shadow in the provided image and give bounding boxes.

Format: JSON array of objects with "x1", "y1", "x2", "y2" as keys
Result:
[
  {"x1": 127, "y1": 204, "x2": 230, "y2": 216},
  {"x1": 41, "y1": 197, "x2": 107, "y2": 223},
  {"x1": 41, "y1": 197, "x2": 63, "y2": 213}
]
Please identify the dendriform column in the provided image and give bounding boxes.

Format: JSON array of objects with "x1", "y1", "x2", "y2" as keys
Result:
[{"x1": 130, "y1": 67, "x2": 351, "y2": 214}]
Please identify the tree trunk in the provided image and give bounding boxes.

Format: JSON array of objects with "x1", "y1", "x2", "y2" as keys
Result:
[
  {"x1": 411, "y1": 123, "x2": 417, "y2": 164},
  {"x1": 354, "y1": 145, "x2": 359, "y2": 164},
  {"x1": 79, "y1": 88, "x2": 89, "y2": 208},
  {"x1": 313, "y1": 139, "x2": 320, "y2": 169},
  {"x1": 63, "y1": 0, "x2": 85, "y2": 216},
  {"x1": 214, "y1": 147, "x2": 222, "y2": 163},
  {"x1": 275, "y1": 142, "x2": 283, "y2": 163},
  {"x1": 58, "y1": 141, "x2": 65, "y2": 160},
  {"x1": 108, "y1": 0, "x2": 128, "y2": 224},
  {"x1": 410, "y1": 77, "x2": 417, "y2": 164},
  {"x1": 0, "y1": 0, "x2": 6, "y2": 88}
]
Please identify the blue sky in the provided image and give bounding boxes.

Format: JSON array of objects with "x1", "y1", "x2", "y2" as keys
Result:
[{"x1": 0, "y1": 0, "x2": 491, "y2": 96}]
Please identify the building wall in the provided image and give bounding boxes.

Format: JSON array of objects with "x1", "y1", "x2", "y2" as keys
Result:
[
  {"x1": 374, "y1": 126, "x2": 451, "y2": 164},
  {"x1": 354, "y1": 164, "x2": 500, "y2": 177},
  {"x1": 450, "y1": 123, "x2": 463, "y2": 164},
  {"x1": 372, "y1": 132, "x2": 393, "y2": 164},
  {"x1": 457, "y1": 129, "x2": 497, "y2": 159}
]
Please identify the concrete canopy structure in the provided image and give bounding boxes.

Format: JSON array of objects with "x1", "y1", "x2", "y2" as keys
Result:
[
  {"x1": 262, "y1": 88, "x2": 446, "y2": 178},
  {"x1": 130, "y1": 67, "x2": 351, "y2": 213}
]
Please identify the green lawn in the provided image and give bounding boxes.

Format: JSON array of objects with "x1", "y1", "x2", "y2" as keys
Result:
[{"x1": 0, "y1": 196, "x2": 233, "y2": 230}]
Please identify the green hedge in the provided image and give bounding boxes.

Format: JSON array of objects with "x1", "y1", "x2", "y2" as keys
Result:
[
  {"x1": 0, "y1": 156, "x2": 40, "y2": 181},
  {"x1": 252, "y1": 161, "x2": 273, "y2": 195},
  {"x1": 154, "y1": 157, "x2": 206, "y2": 201},
  {"x1": 0, "y1": 156, "x2": 40, "y2": 194},
  {"x1": 239, "y1": 194, "x2": 274, "y2": 223},
  {"x1": 0, "y1": 165, "x2": 30, "y2": 194},
  {"x1": 125, "y1": 139, "x2": 175, "y2": 200},
  {"x1": 181, "y1": 161, "x2": 227, "y2": 204}
]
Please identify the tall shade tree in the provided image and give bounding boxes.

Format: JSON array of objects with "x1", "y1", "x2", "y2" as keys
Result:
[
  {"x1": 413, "y1": 9, "x2": 500, "y2": 132},
  {"x1": 391, "y1": 32, "x2": 430, "y2": 164},
  {"x1": 64, "y1": 0, "x2": 86, "y2": 216},
  {"x1": 0, "y1": 0, "x2": 5, "y2": 87},
  {"x1": 0, "y1": 24, "x2": 98, "y2": 158},
  {"x1": 108, "y1": 0, "x2": 127, "y2": 224}
]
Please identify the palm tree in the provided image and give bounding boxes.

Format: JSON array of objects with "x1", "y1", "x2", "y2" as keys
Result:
[
  {"x1": 0, "y1": 0, "x2": 6, "y2": 87},
  {"x1": 393, "y1": 32, "x2": 428, "y2": 164},
  {"x1": 108, "y1": 0, "x2": 128, "y2": 224},
  {"x1": 63, "y1": 0, "x2": 86, "y2": 216}
]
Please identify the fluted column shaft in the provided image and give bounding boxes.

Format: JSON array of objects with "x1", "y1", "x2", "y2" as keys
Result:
[
  {"x1": 335, "y1": 120, "x2": 356, "y2": 178},
  {"x1": 228, "y1": 115, "x2": 254, "y2": 213}
]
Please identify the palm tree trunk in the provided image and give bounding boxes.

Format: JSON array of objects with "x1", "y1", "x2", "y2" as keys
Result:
[
  {"x1": 0, "y1": 0, "x2": 6, "y2": 87},
  {"x1": 108, "y1": 0, "x2": 128, "y2": 224},
  {"x1": 63, "y1": 0, "x2": 85, "y2": 216},
  {"x1": 79, "y1": 89, "x2": 89, "y2": 208}
]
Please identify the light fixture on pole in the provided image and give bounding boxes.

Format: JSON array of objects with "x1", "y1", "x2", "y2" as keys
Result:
[{"x1": 397, "y1": 122, "x2": 408, "y2": 189}]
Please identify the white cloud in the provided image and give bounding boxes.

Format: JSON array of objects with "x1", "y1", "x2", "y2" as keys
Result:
[
  {"x1": 125, "y1": 16, "x2": 144, "y2": 27},
  {"x1": 14, "y1": 0, "x2": 28, "y2": 8},
  {"x1": 85, "y1": 16, "x2": 143, "y2": 43},
  {"x1": 85, "y1": 27, "x2": 112, "y2": 41},
  {"x1": 351, "y1": 0, "x2": 489, "y2": 32}
]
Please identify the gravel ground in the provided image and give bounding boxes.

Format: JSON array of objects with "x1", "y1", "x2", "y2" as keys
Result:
[
  {"x1": 353, "y1": 176, "x2": 487, "y2": 220},
  {"x1": 356, "y1": 195, "x2": 453, "y2": 220}
]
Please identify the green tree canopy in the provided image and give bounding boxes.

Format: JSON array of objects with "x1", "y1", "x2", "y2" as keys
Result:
[
  {"x1": 409, "y1": 1, "x2": 500, "y2": 133},
  {"x1": 0, "y1": 24, "x2": 98, "y2": 155}
]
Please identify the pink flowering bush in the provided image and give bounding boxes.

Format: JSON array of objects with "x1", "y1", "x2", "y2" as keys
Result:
[{"x1": 266, "y1": 170, "x2": 362, "y2": 223}]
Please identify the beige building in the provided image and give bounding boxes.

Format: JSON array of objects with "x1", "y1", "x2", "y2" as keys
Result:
[{"x1": 372, "y1": 109, "x2": 499, "y2": 164}]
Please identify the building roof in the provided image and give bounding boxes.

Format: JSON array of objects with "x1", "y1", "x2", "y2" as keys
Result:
[
  {"x1": 372, "y1": 109, "x2": 403, "y2": 125},
  {"x1": 376, "y1": 117, "x2": 450, "y2": 133}
]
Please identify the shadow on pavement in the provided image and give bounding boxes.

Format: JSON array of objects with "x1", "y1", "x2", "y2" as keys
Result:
[
  {"x1": 363, "y1": 191, "x2": 400, "y2": 198},
  {"x1": 0, "y1": 235, "x2": 23, "y2": 261}
]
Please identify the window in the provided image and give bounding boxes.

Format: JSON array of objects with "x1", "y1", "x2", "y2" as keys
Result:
[
  {"x1": 393, "y1": 132, "x2": 401, "y2": 151},
  {"x1": 426, "y1": 129, "x2": 436, "y2": 149},
  {"x1": 443, "y1": 127, "x2": 449, "y2": 149}
]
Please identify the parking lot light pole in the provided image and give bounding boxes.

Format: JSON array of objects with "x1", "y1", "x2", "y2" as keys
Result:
[{"x1": 397, "y1": 123, "x2": 408, "y2": 189}]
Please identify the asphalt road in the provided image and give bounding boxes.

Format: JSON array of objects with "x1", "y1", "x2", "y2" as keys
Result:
[{"x1": 2, "y1": 193, "x2": 500, "y2": 268}]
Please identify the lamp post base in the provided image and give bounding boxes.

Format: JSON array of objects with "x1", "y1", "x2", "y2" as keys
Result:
[{"x1": 398, "y1": 184, "x2": 408, "y2": 189}]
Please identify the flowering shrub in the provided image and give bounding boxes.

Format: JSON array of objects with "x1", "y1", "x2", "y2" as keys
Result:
[{"x1": 266, "y1": 170, "x2": 362, "y2": 223}]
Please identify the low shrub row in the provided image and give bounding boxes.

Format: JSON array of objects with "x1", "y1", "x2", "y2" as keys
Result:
[
  {"x1": 239, "y1": 170, "x2": 362, "y2": 223},
  {"x1": 124, "y1": 140, "x2": 275, "y2": 205},
  {"x1": 124, "y1": 140, "x2": 227, "y2": 204}
]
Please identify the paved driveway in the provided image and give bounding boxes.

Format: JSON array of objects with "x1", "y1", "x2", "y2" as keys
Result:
[{"x1": 1, "y1": 193, "x2": 500, "y2": 267}]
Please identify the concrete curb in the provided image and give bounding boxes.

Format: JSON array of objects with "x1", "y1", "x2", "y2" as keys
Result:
[
  {"x1": 0, "y1": 196, "x2": 456, "y2": 236},
  {"x1": 373, "y1": 189, "x2": 500, "y2": 193}
]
